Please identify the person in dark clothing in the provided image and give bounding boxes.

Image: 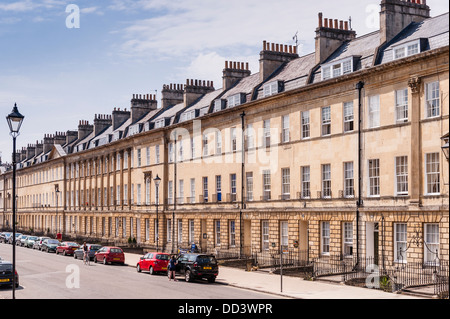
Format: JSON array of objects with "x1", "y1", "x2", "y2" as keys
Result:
[{"x1": 168, "y1": 256, "x2": 177, "y2": 281}]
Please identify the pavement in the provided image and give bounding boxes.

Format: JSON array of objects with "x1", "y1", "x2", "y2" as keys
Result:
[{"x1": 124, "y1": 252, "x2": 424, "y2": 299}]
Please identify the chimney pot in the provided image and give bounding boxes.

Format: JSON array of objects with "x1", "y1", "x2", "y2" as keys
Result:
[{"x1": 318, "y1": 12, "x2": 323, "y2": 28}]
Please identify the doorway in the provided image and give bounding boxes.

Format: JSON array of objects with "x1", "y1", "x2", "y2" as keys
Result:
[{"x1": 366, "y1": 222, "x2": 379, "y2": 264}]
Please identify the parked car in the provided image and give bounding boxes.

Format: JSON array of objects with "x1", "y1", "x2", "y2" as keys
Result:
[
  {"x1": 136, "y1": 252, "x2": 170, "y2": 275},
  {"x1": 25, "y1": 236, "x2": 39, "y2": 248},
  {"x1": 41, "y1": 239, "x2": 60, "y2": 253},
  {"x1": 56, "y1": 242, "x2": 79, "y2": 256},
  {"x1": 33, "y1": 237, "x2": 50, "y2": 250},
  {"x1": 0, "y1": 258, "x2": 19, "y2": 288},
  {"x1": 171, "y1": 253, "x2": 218, "y2": 283},
  {"x1": 0, "y1": 232, "x2": 12, "y2": 243},
  {"x1": 18, "y1": 235, "x2": 29, "y2": 246},
  {"x1": 9, "y1": 233, "x2": 22, "y2": 245},
  {"x1": 73, "y1": 244, "x2": 102, "y2": 260},
  {"x1": 94, "y1": 247, "x2": 125, "y2": 265}
]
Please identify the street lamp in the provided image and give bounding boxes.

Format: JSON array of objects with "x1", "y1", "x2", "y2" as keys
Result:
[
  {"x1": 6, "y1": 103, "x2": 24, "y2": 300},
  {"x1": 441, "y1": 133, "x2": 449, "y2": 161},
  {"x1": 154, "y1": 174, "x2": 161, "y2": 252}
]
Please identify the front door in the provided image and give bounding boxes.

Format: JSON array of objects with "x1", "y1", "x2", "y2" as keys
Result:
[{"x1": 366, "y1": 222, "x2": 379, "y2": 265}]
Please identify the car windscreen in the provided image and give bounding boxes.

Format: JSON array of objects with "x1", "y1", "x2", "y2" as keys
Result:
[
  {"x1": 196, "y1": 256, "x2": 218, "y2": 264},
  {"x1": 90, "y1": 245, "x2": 101, "y2": 250},
  {"x1": 28, "y1": 236, "x2": 38, "y2": 240},
  {"x1": 110, "y1": 248, "x2": 123, "y2": 253},
  {"x1": 67, "y1": 242, "x2": 78, "y2": 246},
  {"x1": 156, "y1": 254, "x2": 170, "y2": 260},
  {"x1": 48, "y1": 240, "x2": 59, "y2": 244}
]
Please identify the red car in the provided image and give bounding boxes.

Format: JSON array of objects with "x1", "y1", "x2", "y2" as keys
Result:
[
  {"x1": 94, "y1": 246, "x2": 125, "y2": 265},
  {"x1": 136, "y1": 252, "x2": 170, "y2": 275},
  {"x1": 56, "y1": 242, "x2": 80, "y2": 256}
]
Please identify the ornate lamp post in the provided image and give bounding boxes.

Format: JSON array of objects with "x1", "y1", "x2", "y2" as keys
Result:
[
  {"x1": 6, "y1": 103, "x2": 24, "y2": 299},
  {"x1": 154, "y1": 174, "x2": 161, "y2": 252}
]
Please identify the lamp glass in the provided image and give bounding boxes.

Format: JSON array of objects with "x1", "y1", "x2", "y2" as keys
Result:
[
  {"x1": 154, "y1": 174, "x2": 161, "y2": 187},
  {"x1": 6, "y1": 104, "x2": 24, "y2": 134}
]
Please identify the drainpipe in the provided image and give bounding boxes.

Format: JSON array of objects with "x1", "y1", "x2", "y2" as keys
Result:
[
  {"x1": 356, "y1": 81, "x2": 365, "y2": 268},
  {"x1": 240, "y1": 111, "x2": 245, "y2": 259}
]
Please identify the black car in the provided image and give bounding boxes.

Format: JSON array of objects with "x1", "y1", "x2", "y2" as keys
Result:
[
  {"x1": 41, "y1": 239, "x2": 60, "y2": 253},
  {"x1": 0, "y1": 259, "x2": 19, "y2": 288},
  {"x1": 171, "y1": 253, "x2": 218, "y2": 283}
]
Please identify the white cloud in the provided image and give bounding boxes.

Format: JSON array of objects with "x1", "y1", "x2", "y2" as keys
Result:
[{"x1": 116, "y1": 0, "x2": 316, "y2": 60}]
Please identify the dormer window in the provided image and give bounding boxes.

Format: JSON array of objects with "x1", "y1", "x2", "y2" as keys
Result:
[
  {"x1": 321, "y1": 57, "x2": 354, "y2": 81},
  {"x1": 213, "y1": 99, "x2": 227, "y2": 112},
  {"x1": 155, "y1": 119, "x2": 165, "y2": 128},
  {"x1": 227, "y1": 93, "x2": 245, "y2": 108},
  {"x1": 393, "y1": 40, "x2": 421, "y2": 60},
  {"x1": 263, "y1": 81, "x2": 283, "y2": 97},
  {"x1": 180, "y1": 110, "x2": 195, "y2": 122},
  {"x1": 128, "y1": 124, "x2": 140, "y2": 136}
]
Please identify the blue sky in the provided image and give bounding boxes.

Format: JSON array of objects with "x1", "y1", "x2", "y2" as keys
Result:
[{"x1": 0, "y1": 0, "x2": 448, "y2": 162}]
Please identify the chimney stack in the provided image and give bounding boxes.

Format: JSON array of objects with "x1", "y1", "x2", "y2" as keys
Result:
[
  {"x1": 161, "y1": 83, "x2": 184, "y2": 109},
  {"x1": 130, "y1": 94, "x2": 157, "y2": 123},
  {"x1": 65, "y1": 130, "x2": 78, "y2": 145},
  {"x1": 379, "y1": 0, "x2": 430, "y2": 44},
  {"x1": 43, "y1": 134, "x2": 55, "y2": 154},
  {"x1": 54, "y1": 131, "x2": 66, "y2": 145},
  {"x1": 112, "y1": 108, "x2": 130, "y2": 130},
  {"x1": 222, "y1": 60, "x2": 251, "y2": 91},
  {"x1": 34, "y1": 140, "x2": 43, "y2": 157},
  {"x1": 26, "y1": 144, "x2": 36, "y2": 159},
  {"x1": 259, "y1": 41, "x2": 299, "y2": 82},
  {"x1": 93, "y1": 113, "x2": 112, "y2": 136},
  {"x1": 315, "y1": 12, "x2": 356, "y2": 64},
  {"x1": 183, "y1": 79, "x2": 215, "y2": 107},
  {"x1": 77, "y1": 120, "x2": 93, "y2": 141}
]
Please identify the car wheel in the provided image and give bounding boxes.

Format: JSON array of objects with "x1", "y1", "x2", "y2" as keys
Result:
[
  {"x1": 185, "y1": 270, "x2": 193, "y2": 282},
  {"x1": 149, "y1": 266, "x2": 154, "y2": 275},
  {"x1": 207, "y1": 276, "x2": 216, "y2": 283},
  {"x1": 94, "y1": 257, "x2": 98, "y2": 263},
  {"x1": 137, "y1": 264, "x2": 141, "y2": 272},
  {"x1": 103, "y1": 257, "x2": 108, "y2": 265},
  {"x1": 63, "y1": 250, "x2": 67, "y2": 256}
]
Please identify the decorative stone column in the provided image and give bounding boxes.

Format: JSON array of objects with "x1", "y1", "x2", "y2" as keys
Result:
[{"x1": 408, "y1": 76, "x2": 422, "y2": 206}]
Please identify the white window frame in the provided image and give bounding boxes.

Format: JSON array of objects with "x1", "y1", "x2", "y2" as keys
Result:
[
  {"x1": 215, "y1": 220, "x2": 221, "y2": 246},
  {"x1": 395, "y1": 88, "x2": 408, "y2": 123},
  {"x1": 262, "y1": 170, "x2": 271, "y2": 200},
  {"x1": 321, "y1": 57, "x2": 353, "y2": 80},
  {"x1": 321, "y1": 221, "x2": 330, "y2": 255},
  {"x1": 395, "y1": 156, "x2": 408, "y2": 196},
  {"x1": 394, "y1": 223, "x2": 407, "y2": 263},
  {"x1": 227, "y1": 94, "x2": 242, "y2": 107},
  {"x1": 282, "y1": 115, "x2": 290, "y2": 143},
  {"x1": 343, "y1": 101, "x2": 354, "y2": 132},
  {"x1": 263, "y1": 81, "x2": 279, "y2": 97},
  {"x1": 155, "y1": 119, "x2": 165, "y2": 128},
  {"x1": 393, "y1": 40, "x2": 420, "y2": 60},
  {"x1": 229, "y1": 220, "x2": 236, "y2": 247},
  {"x1": 368, "y1": 95, "x2": 380, "y2": 129},
  {"x1": 262, "y1": 220, "x2": 269, "y2": 251},
  {"x1": 424, "y1": 223, "x2": 440, "y2": 265},
  {"x1": 301, "y1": 111, "x2": 310, "y2": 139},
  {"x1": 280, "y1": 221, "x2": 288, "y2": 251},
  {"x1": 321, "y1": 106, "x2": 331, "y2": 136},
  {"x1": 425, "y1": 81, "x2": 440, "y2": 118},
  {"x1": 281, "y1": 168, "x2": 290, "y2": 199},
  {"x1": 343, "y1": 162, "x2": 354, "y2": 198},
  {"x1": 301, "y1": 166, "x2": 310, "y2": 199},
  {"x1": 343, "y1": 222, "x2": 353, "y2": 257},
  {"x1": 368, "y1": 159, "x2": 380, "y2": 197},
  {"x1": 425, "y1": 153, "x2": 440, "y2": 195},
  {"x1": 322, "y1": 164, "x2": 331, "y2": 198},
  {"x1": 246, "y1": 172, "x2": 253, "y2": 201}
]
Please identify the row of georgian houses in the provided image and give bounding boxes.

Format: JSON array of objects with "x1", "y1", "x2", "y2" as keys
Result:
[{"x1": 1, "y1": 0, "x2": 449, "y2": 265}]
